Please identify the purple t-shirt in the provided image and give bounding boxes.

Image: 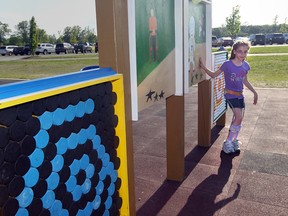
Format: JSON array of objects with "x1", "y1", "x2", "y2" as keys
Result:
[{"x1": 220, "y1": 60, "x2": 250, "y2": 99}]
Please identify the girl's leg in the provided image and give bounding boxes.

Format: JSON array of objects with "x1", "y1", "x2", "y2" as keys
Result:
[
  {"x1": 226, "y1": 108, "x2": 243, "y2": 142},
  {"x1": 224, "y1": 98, "x2": 245, "y2": 154}
]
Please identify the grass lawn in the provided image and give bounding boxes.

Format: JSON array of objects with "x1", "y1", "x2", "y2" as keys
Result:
[
  {"x1": 247, "y1": 55, "x2": 288, "y2": 88},
  {"x1": 0, "y1": 56, "x2": 99, "y2": 79},
  {"x1": 212, "y1": 45, "x2": 288, "y2": 54},
  {"x1": 249, "y1": 45, "x2": 288, "y2": 54}
]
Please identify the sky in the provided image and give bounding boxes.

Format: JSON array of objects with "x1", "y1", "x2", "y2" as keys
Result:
[
  {"x1": 212, "y1": 0, "x2": 288, "y2": 27},
  {"x1": 0, "y1": 0, "x2": 97, "y2": 36},
  {"x1": 1, "y1": 0, "x2": 287, "y2": 36}
]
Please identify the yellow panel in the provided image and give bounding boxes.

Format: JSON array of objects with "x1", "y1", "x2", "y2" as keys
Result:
[
  {"x1": 0, "y1": 73, "x2": 130, "y2": 215},
  {"x1": 112, "y1": 75, "x2": 130, "y2": 215}
]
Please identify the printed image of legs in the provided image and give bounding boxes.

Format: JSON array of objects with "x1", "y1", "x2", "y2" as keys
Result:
[
  {"x1": 150, "y1": 35, "x2": 157, "y2": 62},
  {"x1": 189, "y1": 16, "x2": 196, "y2": 71}
]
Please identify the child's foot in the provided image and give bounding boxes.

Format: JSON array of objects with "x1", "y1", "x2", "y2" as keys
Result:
[
  {"x1": 233, "y1": 139, "x2": 241, "y2": 152},
  {"x1": 222, "y1": 140, "x2": 235, "y2": 154}
]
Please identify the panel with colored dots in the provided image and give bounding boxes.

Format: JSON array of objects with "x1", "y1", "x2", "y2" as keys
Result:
[{"x1": 0, "y1": 72, "x2": 128, "y2": 216}]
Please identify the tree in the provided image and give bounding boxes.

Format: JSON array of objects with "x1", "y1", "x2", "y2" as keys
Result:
[
  {"x1": 56, "y1": 36, "x2": 63, "y2": 43},
  {"x1": 225, "y1": 5, "x2": 241, "y2": 38},
  {"x1": 8, "y1": 34, "x2": 22, "y2": 45},
  {"x1": 48, "y1": 35, "x2": 57, "y2": 44},
  {"x1": 279, "y1": 18, "x2": 288, "y2": 33},
  {"x1": 77, "y1": 27, "x2": 97, "y2": 43},
  {"x1": 0, "y1": 21, "x2": 11, "y2": 45},
  {"x1": 86, "y1": 28, "x2": 97, "y2": 44},
  {"x1": 37, "y1": 28, "x2": 49, "y2": 43},
  {"x1": 62, "y1": 26, "x2": 72, "y2": 43},
  {"x1": 273, "y1": 15, "x2": 279, "y2": 26},
  {"x1": 59, "y1": 25, "x2": 97, "y2": 44},
  {"x1": 71, "y1": 26, "x2": 82, "y2": 42},
  {"x1": 62, "y1": 26, "x2": 82, "y2": 44},
  {"x1": 16, "y1": 21, "x2": 30, "y2": 45},
  {"x1": 272, "y1": 15, "x2": 279, "y2": 32},
  {"x1": 29, "y1": 16, "x2": 37, "y2": 55}
]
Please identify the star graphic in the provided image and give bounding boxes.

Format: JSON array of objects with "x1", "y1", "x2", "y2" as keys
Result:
[
  {"x1": 159, "y1": 90, "x2": 165, "y2": 99},
  {"x1": 154, "y1": 92, "x2": 158, "y2": 102},
  {"x1": 146, "y1": 89, "x2": 155, "y2": 102}
]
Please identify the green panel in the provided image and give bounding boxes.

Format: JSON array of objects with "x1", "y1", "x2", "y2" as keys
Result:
[
  {"x1": 188, "y1": 1, "x2": 206, "y2": 44},
  {"x1": 136, "y1": 0, "x2": 175, "y2": 85}
]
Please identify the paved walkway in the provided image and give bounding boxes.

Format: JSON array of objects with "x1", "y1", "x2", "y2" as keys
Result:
[
  {"x1": 133, "y1": 86, "x2": 288, "y2": 216},
  {"x1": 248, "y1": 53, "x2": 288, "y2": 56},
  {"x1": 0, "y1": 79, "x2": 25, "y2": 85}
]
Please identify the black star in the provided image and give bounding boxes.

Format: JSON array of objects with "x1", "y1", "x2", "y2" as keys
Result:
[
  {"x1": 159, "y1": 90, "x2": 165, "y2": 99},
  {"x1": 146, "y1": 89, "x2": 155, "y2": 102},
  {"x1": 154, "y1": 92, "x2": 159, "y2": 102}
]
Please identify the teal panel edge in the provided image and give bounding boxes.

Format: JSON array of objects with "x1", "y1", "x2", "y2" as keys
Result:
[{"x1": 0, "y1": 68, "x2": 116, "y2": 100}]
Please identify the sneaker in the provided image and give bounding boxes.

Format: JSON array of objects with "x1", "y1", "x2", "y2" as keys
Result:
[
  {"x1": 233, "y1": 139, "x2": 241, "y2": 152},
  {"x1": 222, "y1": 140, "x2": 235, "y2": 154}
]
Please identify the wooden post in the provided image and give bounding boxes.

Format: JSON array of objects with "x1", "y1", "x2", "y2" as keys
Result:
[
  {"x1": 216, "y1": 112, "x2": 226, "y2": 126},
  {"x1": 198, "y1": 80, "x2": 212, "y2": 147},
  {"x1": 166, "y1": 95, "x2": 185, "y2": 181},
  {"x1": 95, "y1": 0, "x2": 136, "y2": 215}
]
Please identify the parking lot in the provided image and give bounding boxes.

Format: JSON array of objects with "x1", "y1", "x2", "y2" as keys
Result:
[{"x1": 0, "y1": 52, "x2": 97, "y2": 62}]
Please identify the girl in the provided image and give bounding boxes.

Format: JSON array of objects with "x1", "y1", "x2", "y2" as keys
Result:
[{"x1": 200, "y1": 40, "x2": 258, "y2": 154}]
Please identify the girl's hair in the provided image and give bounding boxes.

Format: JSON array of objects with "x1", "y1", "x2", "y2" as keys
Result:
[{"x1": 230, "y1": 40, "x2": 251, "y2": 60}]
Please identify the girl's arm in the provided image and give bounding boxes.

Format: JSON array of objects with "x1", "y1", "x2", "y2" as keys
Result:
[
  {"x1": 199, "y1": 58, "x2": 222, "y2": 78},
  {"x1": 243, "y1": 75, "x2": 258, "y2": 105}
]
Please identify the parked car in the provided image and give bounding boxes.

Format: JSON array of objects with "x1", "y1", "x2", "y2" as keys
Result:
[
  {"x1": 13, "y1": 46, "x2": 25, "y2": 55},
  {"x1": 95, "y1": 42, "x2": 98, "y2": 53},
  {"x1": 23, "y1": 44, "x2": 31, "y2": 55},
  {"x1": 35, "y1": 43, "x2": 55, "y2": 55},
  {"x1": 12, "y1": 44, "x2": 31, "y2": 55},
  {"x1": 218, "y1": 37, "x2": 233, "y2": 47},
  {"x1": 265, "y1": 33, "x2": 285, "y2": 45},
  {"x1": 74, "y1": 42, "x2": 93, "y2": 54},
  {"x1": 283, "y1": 33, "x2": 288, "y2": 44},
  {"x1": 55, "y1": 43, "x2": 74, "y2": 54},
  {"x1": 235, "y1": 36, "x2": 249, "y2": 42},
  {"x1": 249, "y1": 34, "x2": 266, "y2": 46},
  {"x1": 0, "y1": 45, "x2": 18, "y2": 56},
  {"x1": 212, "y1": 36, "x2": 220, "y2": 47}
]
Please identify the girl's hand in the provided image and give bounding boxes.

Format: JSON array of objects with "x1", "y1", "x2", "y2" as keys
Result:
[{"x1": 253, "y1": 92, "x2": 258, "y2": 105}]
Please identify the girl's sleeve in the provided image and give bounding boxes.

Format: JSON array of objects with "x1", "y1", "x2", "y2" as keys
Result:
[
  {"x1": 220, "y1": 61, "x2": 227, "y2": 72},
  {"x1": 244, "y1": 61, "x2": 250, "y2": 74}
]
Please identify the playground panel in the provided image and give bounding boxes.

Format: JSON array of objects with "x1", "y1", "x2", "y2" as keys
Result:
[
  {"x1": 212, "y1": 51, "x2": 228, "y2": 123},
  {"x1": 0, "y1": 68, "x2": 130, "y2": 216},
  {"x1": 131, "y1": 0, "x2": 211, "y2": 118}
]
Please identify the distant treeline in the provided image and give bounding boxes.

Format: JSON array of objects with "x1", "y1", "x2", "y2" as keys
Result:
[
  {"x1": 213, "y1": 24, "x2": 288, "y2": 38},
  {"x1": 0, "y1": 19, "x2": 97, "y2": 46}
]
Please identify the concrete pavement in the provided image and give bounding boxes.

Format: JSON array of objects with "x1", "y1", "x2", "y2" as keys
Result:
[{"x1": 133, "y1": 86, "x2": 288, "y2": 216}]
